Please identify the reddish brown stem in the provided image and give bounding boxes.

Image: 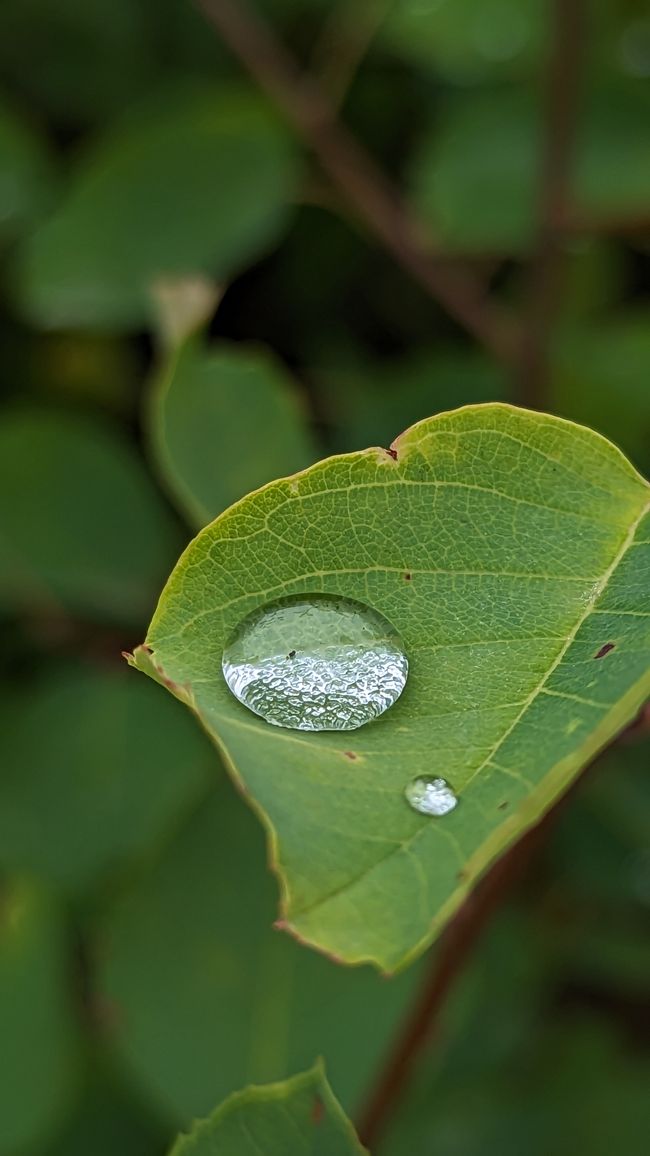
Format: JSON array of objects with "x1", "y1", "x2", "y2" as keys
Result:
[
  {"x1": 518, "y1": 0, "x2": 585, "y2": 408},
  {"x1": 195, "y1": 0, "x2": 518, "y2": 365},
  {"x1": 356, "y1": 700, "x2": 650, "y2": 1149},
  {"x1": 356, "y1": 823, "x2": 547, "y2": 1149}
]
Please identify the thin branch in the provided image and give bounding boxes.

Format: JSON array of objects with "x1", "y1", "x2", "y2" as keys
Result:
[
  {"x1": 356, "y1": 700, "x2": 650, "y2": 1149},
  {"x1": 194, "y1": 0, "x2": 518, "y2": 365},
  {"x1": 518, "y1": 0, "x2": 585, "y2": 408},
  {"x1": 561, "y1": 206, "x2": 650, "y2": 238},
  {"x1": 356, "y1": 822, "x2": 547, "y2": 1149}
]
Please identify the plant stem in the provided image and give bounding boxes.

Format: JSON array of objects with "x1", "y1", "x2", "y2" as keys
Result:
[
  {"x1": 518, "y1": 0, "x2": 585, "y2": 408},
  {"x1": 194, "y1": 0, "x2": 518, "y2": 366},
  {"x1": 355, "y1": 699, "x2": 650, "y2": 1149},
  {"x1": 355, "y1": 822, "x2": 547, "y2": 1149}
]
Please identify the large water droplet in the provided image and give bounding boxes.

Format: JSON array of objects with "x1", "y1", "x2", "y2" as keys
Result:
[
  {"x1": 405, "y1": 776, "x2": 458, "y2": 817},
  {"x1": 222, "y1": 594, "x2": 408, "y2": 731}
]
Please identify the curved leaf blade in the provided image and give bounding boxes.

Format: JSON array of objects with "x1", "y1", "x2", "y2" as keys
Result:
[
  {"x1": 150, "y1": 338, "x2": 317, "y2": 527},
  {"x1": 0, "y1": 100, "x2": 57, "y2": 244},
  {"x1": 0, "y1": 409, "x2": 182, "y2": 626},
  {"x1": 0, "y1": 880, "x2": 81, "y2": 1155},
  {"x1": 169, "y1": 1065, "x2": 367, "y2": 1156},
  {"x1": 99, "y1": 776, "x2": 421, "y2": 1123},
  {"x1": 131, "y1": 404, "x2": 650, "y2": 971},
  {"x1": 17, "y1": 86, "x2": 298, "y2": 330},
  {"x1": 0, "y1": 664, "x2": 212, "y2": 896}
]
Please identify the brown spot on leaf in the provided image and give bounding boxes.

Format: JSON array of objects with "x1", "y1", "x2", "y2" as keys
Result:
[
  {"x1": 343, "y1": 750, "x2": 358, "y2": 760},
  {"x1": 142, "y1": 644, "x2": 153, "y2": 654},
  {"x1": 404, "y1": 571, "x2": 412, "y2": 581},
  {"x1": 456, "y1": 868, "x2": 469, "y2": 881},
  {"x1": 384, "y1": 447, "x2": 398, "y2": 460},
  {"x1": 312, "y1": 1096, "x2": 324, "y2": 1124},
  {"x1": 594, "y1": 642, "x2": 615, "y2": 659}
]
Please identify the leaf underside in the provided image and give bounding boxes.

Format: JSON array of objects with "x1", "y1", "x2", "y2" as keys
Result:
[{"x1": 132, "y1": 404, "x2": 650, "y2": 971}]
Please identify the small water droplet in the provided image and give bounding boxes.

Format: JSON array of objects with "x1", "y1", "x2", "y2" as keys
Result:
[
  {"x1": 222, "y1": 594, "x2": 408, "y2": 731},
  {"x1": 405, "y1": 776, "x2": 458, "y2": 817}
]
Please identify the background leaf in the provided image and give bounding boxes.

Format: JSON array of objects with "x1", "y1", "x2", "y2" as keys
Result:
[
  {"x1": 99, "y1": 773, "x2": 421, "y2": 1124},
  {"x1": 40, "y1": 1055, "x2": 167, "y2": 1156},
  {"x1": 0, "y1": 409, "x2": 182, "y2": 625},
  {"x1": 150, "y1": 338, "x2": 318, "y2": 527},
  {"x1": 17, "y1": 85, "x2": 298, "y2": 329},
  {"x1": 551, "y1": 314, "x2": 650, "y2": 472},
  {"x1": 133, "y1": 404, "x2": 650, "y2": 971},
  {"x1": 0, "y1": 100, "x2": 57, "y2": 245},
  {"x1": 315, "y1": 347, "x2": 510, "y2": 454},
  {"x1": 379, "y1": 0, "x2": 545, "y2": 80},
  {"x1": 410, "y1": 83, "x2": 650, "y2": 253},
  {"x1": 170, "y1": 1065, "x2": 367, "y2": 1156},
  {"x1": 0, "y1": 0, "x2": 155, "y2": 127},
  {"x1": 0, "y1": 879, "x2": 81, "y2": 1155},
  {"x1": 0, "y1": 664, "x2": 212, "y2": 896}
]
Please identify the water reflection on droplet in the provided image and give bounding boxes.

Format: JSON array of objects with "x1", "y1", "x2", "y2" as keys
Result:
[
  {"x1": 405, "y1": 776, "x2": 458, "y2": 817},
  {"x1": 222, "y1": 594, "x2": 408, "y2": 732}
]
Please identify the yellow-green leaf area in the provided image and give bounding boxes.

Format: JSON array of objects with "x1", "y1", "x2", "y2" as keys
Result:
[
  {"x1": 169, "y1": 1065, "x2": 367, "y2": 1156},
  {"x1": 133, "y1": 404, "x2": 650, "y2": 972}
]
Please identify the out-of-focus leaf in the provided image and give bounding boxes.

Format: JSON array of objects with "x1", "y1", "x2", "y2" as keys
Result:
[
  {"x1": 41, "y1": 1058, "x2": 167, "y2": 1156},
  {"x1": 0, "y1": 409, "x2": 182, "y2": 625},
  {"x1": 411, "y1": 84, "x2": 650, "y2": 253},
  {"x1": 316, "y1": 347, "x2": 509, "y2": 453},
  {"x1": 0, "y1": 665, "x2": 212, "y2": 896},
  {"x1": 410, "y1": 89, "x2": 537, "y2": 253},
  {"x1": 549, "y1": 738, "x2": 650, "y2": 908},
  {"x1": 0, "y1": 0, "x2": 155, "y2": 126},
  {"x1": 169, "y1": 1065, "x2": 367, "y2": 1156},
  {"x1": 31, "y1": 332, "x2": 140, "y2": 415},
  {"x1": 551, "y1": 315, "x2": 650, "y2": 472},
  {"x1": 560, "y1": 240, "x2": 626, "y2": 321},
  {"x1": 99, "y1": 778, "x2": 421, "y2": 1124},
  {"x1": 17, "y1": 86, "x2": 298, "y2": 330},
  {"x1": 0, "y1": 101, "x2": 56, "y2": 244},
  {"x1": 0, "y1": 879, "x2": 80, "y2": 1155},
  {"x1": 150, "y1": 338, "x2": 317, "y2": 527},
  {"x1": 130, "y1": 405, "x2": 650, "y2": 970},
  {"x1": 380, "y1": 0, "x2": 544, "y2": 80},
  {"x1": 383, "y1": 1016, "x2": 650, "y2": 1156}
]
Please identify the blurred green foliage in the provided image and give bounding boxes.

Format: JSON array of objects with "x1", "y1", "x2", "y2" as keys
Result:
[{"x1": 0, "y1": 0, "x2": 648, "y2": 1153}]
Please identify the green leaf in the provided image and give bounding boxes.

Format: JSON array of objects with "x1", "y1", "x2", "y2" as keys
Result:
[
  {"x1": 409, "y1": 89, "x2": 537, "y2": 253},
  {"x1": 380, "y1": 0, "x2": 544, "y2": 80},
  {"x1": 41, "y1": 1057, "x2": 167, "y2": 1156},
  {"x1": 150, "y1": 338, "x2": 317, "y2": 527},
  {"x1": 131, "y1": 404, "x2": 650, "y2": 971},
  {"x1": 0, "y1": 664, "x2": 212, "y2": 895},
  {"x1": 99, "y1": 776, "x2": 421, "y2": 1122},
  {"x1": 0, "y1": 100, "x2": 57, "y2": 244},
  {"x1": 551, "y1": 314, "x2": 650, "y2": 473},
  {"x1": 315, "y1": 346, "x2": 509, "y2": 454},
  {"x1": 0, "y1": 879, "x2": 80, "y2": 1155},
  {"x1": 0, "y1": 0, "x2": 154, "y2": 127},
  {"x1": 0, "y1": 409, "x2": 182, "y2": 625},
  {"x1": 169, "y1": 1065, "x2": 367, "y2": 1156},
  {"x1": 383, "y1": 1015, "x2": 650, "y2": 1156},
  {"x1": 17, "y1": 85, "x2": 298, "y2": 329},
  {"x1": 411, "y1": 84, "x2": 650, "y2": 253}
]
